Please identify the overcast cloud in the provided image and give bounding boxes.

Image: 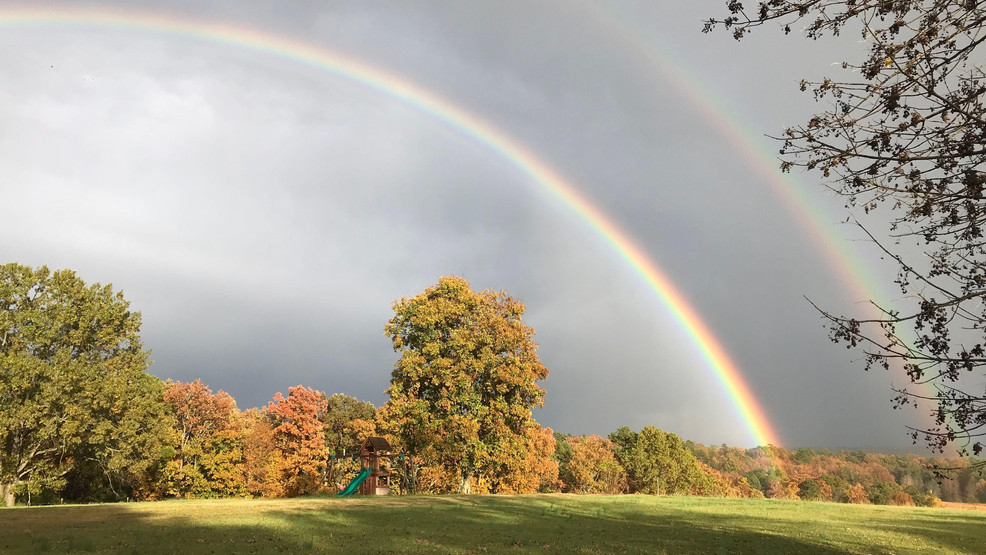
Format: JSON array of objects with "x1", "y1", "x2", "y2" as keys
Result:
[{"x1": 0, "y1": 1, "x2": 928, "y2": 450}]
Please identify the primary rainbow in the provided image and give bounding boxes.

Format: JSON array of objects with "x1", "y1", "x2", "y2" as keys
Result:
[{"x1": 0, "y1": 6, "x2": 782, "y2": 447}]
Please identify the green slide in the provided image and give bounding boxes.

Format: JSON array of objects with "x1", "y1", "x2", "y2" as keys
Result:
[{"x1": 337, "y1": 467, "x2": 372, "y2": 497}]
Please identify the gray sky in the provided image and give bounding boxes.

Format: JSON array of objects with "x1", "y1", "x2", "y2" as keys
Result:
[{"x1": 0, "y1": 1, "x2": 930, "y2": 450}]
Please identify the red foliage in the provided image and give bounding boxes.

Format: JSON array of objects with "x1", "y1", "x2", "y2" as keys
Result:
[
  {"x1": 159, "y1": 380, "x2": 246, "y2": 498},
  {"x1": 164, "y1": 379, "x2": 237, "y2": 447}
]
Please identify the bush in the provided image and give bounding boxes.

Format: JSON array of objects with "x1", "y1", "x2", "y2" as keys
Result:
[
  {"x1": 797, "y1": 479, "x2": 824, "y2": 501},
  {"x1": 887, "y1": 491, "x2": 915, "y2": 506},
  {"x1": 868, "y1": 482, "x2": 902, "y2": 505},
  {"x1": 847, "y1": 483, "x2": 871, "y2": 504}
]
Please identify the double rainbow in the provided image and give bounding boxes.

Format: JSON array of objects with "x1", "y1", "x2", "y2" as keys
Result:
[{"x1": 1, "y1": 6, "x2": 782, "y2": 447}]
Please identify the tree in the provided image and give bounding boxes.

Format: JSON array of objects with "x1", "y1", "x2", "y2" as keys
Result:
[
  {"x1": 609, "y1": 426, "x2": 708, "y2": 495},
  {"x1": 561, "y1": 435, "x2": 627, "y2": 494},
  {"x1": 707, "y1": 2, "x2": 986, "y2": 460},
  {"x1": 889, "y1": 489, "x2": 917, "y2": 506},
  {"x1": 848, "y1": 482, "x2": 872, "y2": 504},
  {"x1": 696, "y1": 462, "x2": 765, "y2": 498},
  {"x1": 0, "y1": 263, "x2": 169, "y2": 506},
  {"x1": 266, "y1": 385, "x2": 328, "y2": 496},
  {"x1": 322, "y1": 393, "x2": 377, "y2": 456},
  {"x1": 490, "y1": 424, "x2": 560, "y2": 494},
  {"x1": 157, "y1": 380, "x2": 246, "y2": 498},
  {"x1": 868, "y1": 480, "x2": 904, "y2": 504},
  {"x1": 241, "y1": 408, "x2": 283, "y2": 498},
  {"x1": 321, "y1": 393, "x2": 377, "y2": 492},
  {"x1": 381, "y1": 276, "x2": 549, "y2": 494},
  {"x1": 798, "y1": 478, "x2": 825, "y2": 501}
]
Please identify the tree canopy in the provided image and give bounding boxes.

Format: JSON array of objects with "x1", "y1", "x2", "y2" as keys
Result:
[
  {"x1": 0, "y1": 263, "x2": 168, "y2": 506},
  {"x1": 322, "y1": 393, "x2": 377, "y2": 456},
  {"x1": 707, "y1": 1, "x2": 986, "y2": 460},
  {"x1": 610, "y1": 426, "x2": 707, "y2": 495},
  {"x1": 156, "y1": 379, "x2": 245, "y2": 499},
  {"x1": 380, "y1": 276, "x2": 549, "y2": 493},
  {"x1": 267, "y1": 385, "x2": 328, "y2": 496}
]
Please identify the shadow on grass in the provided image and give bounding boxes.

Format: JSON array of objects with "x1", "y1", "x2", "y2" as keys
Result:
[
  {"x1": 1, "y1": 496, "x2": 983, "y2": 554},
  {"x1": 865, "y1": 509, "x2": 986, "y2": 552}
]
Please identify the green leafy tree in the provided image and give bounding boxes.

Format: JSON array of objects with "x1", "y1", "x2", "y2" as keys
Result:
[
  {"x1": 744, "y1": 469, "x2": 766, "y2": 494},
  {"x1": 797, "y1": 478, "x2": 824, "y2": 501},
  {"x1": 380, "y1": 276, "x2": 549, "y2": 494},
  {"x1": 822, "y1": 474, "x2": 852, "y2": 503},
  {"x1": 904, "y1": 484, "x2": 941, "y2": 507},
  {"x1": 322, "y1": 394, "x2": 377, "y2": 454},
  {"x1": 321, "y1": 393, "x2": 377, "y2": 490},
  {"x1": 869, "y1": 481, "x2": 904, "y2": 505},
  {"x1": 609, "y1": 426, "x2": 707, "y2": 495},
  {"x1": 0, "y1": 263, "x2": 168, "y2": 505},
  {"x1": 707, "y1": 0, "x2": 986, "y2": 462},
  {"x1": 554, "y1": 432, "x2": 574, "y2": 487}
]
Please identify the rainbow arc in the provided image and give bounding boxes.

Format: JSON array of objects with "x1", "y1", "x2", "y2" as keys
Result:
[{"x1": 0, "y1": 6, "x2": 781, "y2": 447}]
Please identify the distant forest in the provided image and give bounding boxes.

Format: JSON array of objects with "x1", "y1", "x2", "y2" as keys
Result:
[{"x1": 8, "y1": 376, "x2": 985, "y2": 507}]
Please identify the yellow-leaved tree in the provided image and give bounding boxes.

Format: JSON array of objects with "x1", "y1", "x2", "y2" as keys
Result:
[{"x1": 379, "y1": 276, "x2": 550, "y2": 494}]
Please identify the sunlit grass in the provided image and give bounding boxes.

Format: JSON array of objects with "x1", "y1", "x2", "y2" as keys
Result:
[{"x1": 1, "y1": 495, "x2": 983, "y2": 554}]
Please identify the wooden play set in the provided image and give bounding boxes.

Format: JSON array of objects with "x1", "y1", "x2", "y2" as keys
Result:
[{"x1": 337, "y1": 436, "x2": 395, "y2": 496}]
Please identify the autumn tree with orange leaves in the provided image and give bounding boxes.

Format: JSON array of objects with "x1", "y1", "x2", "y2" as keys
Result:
[
  {"x1": 241, "y1": 408, "x2": 283, "y2": 498},
  {"x1": 267, "y1": 385, "x2": 328, "y2": 496},
  {"x1": 561, "y1": 435, "x2": 627, "y2": 494}
]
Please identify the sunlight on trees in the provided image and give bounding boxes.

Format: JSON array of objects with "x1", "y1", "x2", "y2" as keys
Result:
[
  {"x1": 3, "y1": 265, "x2": 981, "y2": 505},
  {"x1": 0, "y1": 263, "x2": 168, "y2": 506},
  {"x1": 379, "y1": 276, "x2": 550, "y2": 494}
]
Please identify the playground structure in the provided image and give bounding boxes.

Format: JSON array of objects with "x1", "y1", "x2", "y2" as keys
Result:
[{"x1": 337, "y1": 436, "x2": 394, "y2": 497}]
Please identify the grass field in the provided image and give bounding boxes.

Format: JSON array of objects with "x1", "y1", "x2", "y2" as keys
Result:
[{"x1": 2, "y1": 495, "x2": 985, "y2": 554}]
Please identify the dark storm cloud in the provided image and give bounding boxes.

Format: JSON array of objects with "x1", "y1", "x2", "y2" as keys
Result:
[{"x1": 0, "y1": 0, "x2": 926, "y2": 449}]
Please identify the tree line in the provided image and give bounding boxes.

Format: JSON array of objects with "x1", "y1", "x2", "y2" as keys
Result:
[{"x1": 2, "y1": 265, "x2": 982, "y2": 506}]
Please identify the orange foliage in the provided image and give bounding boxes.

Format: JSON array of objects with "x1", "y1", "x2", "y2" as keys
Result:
[
  {"x1": 695, "y1": 462, "x2": 764, "y2": 498},
  {"x1": 415, "y1": 462, "x2": 459, "y2": 495},
  {"x1": 768, "y1": 479, "x2": 798, "y2": 499},
  {"x1": 848, "y1": 482, "x2": 871, "y2": 504},
  {"x1": 817, "y1": 479, "x2": 834, "y2": 501},
  {"x1": 495, "y1": 425, "x2": 560, "y2": 494},
  {"x1": 888, "y1": 491, "x2": 916, "y2": 506},
  {"x1": 164, "y1": 380, "x2": 237, "y2": 442},
  {"x1": 241, "y1": 409, "x2": 283, "y2": 498},
  {"x1": 564, "y1": 436, "x2": 626, "y2": 494},
  {"x1": 267, "y1": 385, "x2": 329, "y2": 496}
]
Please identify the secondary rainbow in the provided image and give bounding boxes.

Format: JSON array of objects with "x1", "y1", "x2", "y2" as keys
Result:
[
  {"x1": 590, "y1": 6, "x2": 884, "y2": 306},
  {"x1": 0, "y1": 6, "x2": 782, "y2": 447},
  {"x1": 587, "y1": 5, "x2": 940, "y2": 430}
]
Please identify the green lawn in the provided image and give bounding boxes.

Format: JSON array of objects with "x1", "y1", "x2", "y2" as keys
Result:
[{"x1": 1, "y1": 495, "x2": 983, "y2": 554}]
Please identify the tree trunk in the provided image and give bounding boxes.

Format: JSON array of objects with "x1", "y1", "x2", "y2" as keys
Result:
[
  {"x1": 1, "y1": 483, "x2": 15, "y2": 507},
  {"x1": 458, "y1": 473, "x2": 472, "y2": 494}
]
